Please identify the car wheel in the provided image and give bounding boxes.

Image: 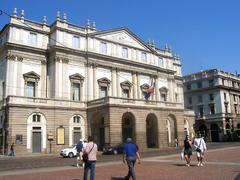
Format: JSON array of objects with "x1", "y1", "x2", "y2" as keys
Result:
[
  {"x1": 113, "y1": 149, "x2": 118, "y2": 155},
  {"x1": 68, "y1": 152, "x2": 74, "y2": 158}
]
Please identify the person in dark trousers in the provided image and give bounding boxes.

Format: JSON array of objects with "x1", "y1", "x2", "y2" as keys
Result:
[
  {"x1": 76, "y1": 139, "x2": 84, "y2": 167},
  {"x1": 83, "y1": 136, "x2": 98, "y2": 180},
  {"x1": 183, "y1": 135, "x2": 192, "y2": 166},
  {"x1": 123, "y1": 138, "x2": 141, "y2": 180},
  {"x1": 9, "y1": 143, "x2": 15, "y2": 156}
]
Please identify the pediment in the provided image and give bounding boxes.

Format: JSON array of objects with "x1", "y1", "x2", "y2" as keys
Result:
[
  {"x1": 93, "y1": 28, "x2": 151, "y2": 51},
  {"x1": 23, "y1": 71, "x2": 40, "y2": 80},
  {"x1": 69, "y1": 73, "x2": 84, "y2": 80},
  {"x1": 140, "y1": 83, "x2": 150, "y2": 89},
  {"x1": 97, "y1": 77, "x2": 111, "y2": 84}
]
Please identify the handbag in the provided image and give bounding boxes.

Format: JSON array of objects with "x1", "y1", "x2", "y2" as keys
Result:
[
  {"x1": 196, "y1": 139, "x2": 202, "y2": 153},
  {"x1": 82, "y1": 143, "x2": 94, "y2": 162}
]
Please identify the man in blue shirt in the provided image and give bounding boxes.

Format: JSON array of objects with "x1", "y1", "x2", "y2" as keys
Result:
[{"x1": 123, "y1": 138, "x2": 141, "y2": 180}]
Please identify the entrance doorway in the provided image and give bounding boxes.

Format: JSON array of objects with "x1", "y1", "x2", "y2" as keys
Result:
[
  {"x1": 146, "y1": 114, "x2": 158, "y2": 148},
  {"x1": 32, "y1": 128, "x2": 41, "y2": 153},
  {"x1": 210, "y1": 124, "x2": 219, "y2": 142},
  {"x1": 122, "y1": 112, "x2": 135, "y2": 143}
]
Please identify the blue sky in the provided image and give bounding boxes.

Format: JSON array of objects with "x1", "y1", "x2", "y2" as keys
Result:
[{"x1": 1, "y1": 0, "x2": 240, "y2": 75}]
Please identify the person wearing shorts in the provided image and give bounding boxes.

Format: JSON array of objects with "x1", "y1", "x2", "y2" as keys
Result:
[{"x1": 193, "y1": 132, "x2": 207, "y2": 167}]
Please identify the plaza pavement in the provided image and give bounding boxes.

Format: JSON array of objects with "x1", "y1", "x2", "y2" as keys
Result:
[{"x1": 0, "y1": 146, "x2": 240, "y2": 180}]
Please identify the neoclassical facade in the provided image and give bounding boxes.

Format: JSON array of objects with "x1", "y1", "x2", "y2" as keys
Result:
[
  {"x1": 0, "y1": 9, "x2": 194, "y2": 154},
  {"x1": 184, "y1": 69, "x2": 240, "y2": 142}
]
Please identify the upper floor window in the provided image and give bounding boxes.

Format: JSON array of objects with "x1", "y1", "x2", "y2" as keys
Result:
[
  {"x1": 23, "y1": 71, "x2": 40, "y2": 98},
  {"x1": 187, "y1": 84, "x2": 191, "y2": 90},
  {"x1": 224, "y1": 93, "x2": 227, "y2": 100},
  {"x1": 72, "y1": 83, "x2": 80, "y2": 101},
  {"x1": 73, "y1": 116, "x2": 80, "y2": 123},
  {"x1": 98, "y1": 77, "x2": 111, "y2": 98},
  {"x1": 33, "y1": 114, "x2": 41, "y2": 122},
  {"x1": 159, "y1": 87, "x2": 168, "y2": 102},
  {"x1": 28, "y1": 32, "x2": 37, "y2": 46},
  {"x1": 122, "y1": 47, "x2": 128, "y2": 58},
  {"x1": 199, "y1": 106, "x2": 204, "y2": 118},
  {"x1": 158, "y1": 58, "x2": 164, "y2": 67},
  {"x1": 100, "y1": 42, "x2": 107, "y2": 54},
  {"x1": 100, "y1": 86, "x2": 107, "y2": 98},
  {"x1": 69, "y1": 73, "x2": 84, "y2": 101},
  {"x1": 209, "y1": 79, "x2": 214, "y2": 87},
  {"x1": 209, "y1": 93, "x2": 214, "y2": 101},
  {"x1": 141, "y1": 52, "x2": 147, "y2": 63},
  {"x1": 188, "y1": 97, "x2": 192, "y2": 104},
  {"x1": 72, "y1": 36, "x2": 80, "y2": 48},
  {"x1": 27, "y1": 81, "x2": 36, "y2": 97},
  {"x1": 197, "y1": 82, "x2": 202, "y2": 88},
  {"x1": 222, "y1": 79, "x2": 225, "y2": 86},
  {"x1": 232, "y1": 81, "x2": 236, "y2": 88},
  {"x1": 198, "y1": 95, "x2": 203, "y2": 103},
  {"x1": 210, "y1": 104, "x2": 215, "y2": 114},
  {"x1": 121, "y1": 81, "x2": 132, "y2": 99}
]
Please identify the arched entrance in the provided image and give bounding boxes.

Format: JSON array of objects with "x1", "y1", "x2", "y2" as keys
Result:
[
  {"x1": 91, "y1": 115, "x2": 105, "y2": 150},
  {"x1": 69, "y1": 115, "x2": 86, "y2": 146},
  {"x1": 167, "y1": 115, "x2": 177, "y2": 147},
  {"x1": 122, "y1": 112, "x2": 135, "y2": 143},
  {"x1": 27, "y1": 112, "x2": 46, "y2": 153},
  {"x1": 146, "y1": 113, "x2": 158, "y2": 148},
  {"x1": 199, "y1": 124, "x2": 207, "y2": 138},
  {"x1": 210, "y1": 124, "x2": 219, "y2": 142}
]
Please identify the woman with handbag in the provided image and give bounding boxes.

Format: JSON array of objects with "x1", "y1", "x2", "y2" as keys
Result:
[
  {"x1": 83, "y1": 136, "x2": 98, "y2": 180},
  {"x1": 183, "y1": 135, "x2": 192, "y2": 166},
  {"x1": 193, "y1": 132, "x2": 207, "y2": 167}
]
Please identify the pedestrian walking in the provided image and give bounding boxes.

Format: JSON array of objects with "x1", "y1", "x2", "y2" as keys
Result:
[
  {"x1": 76, "y1": 139, "x2": 84, "y2": 167},
  {"x1": 123, "y1": 138, "x2": 141, "y2": 180},
  {"x1": 83, "y1": 136, "x2": 98, "y2": 180},
  {"x1": 183, "y1": 135, "x2": 192, "y2": 166},
  {"x1": 9, "y1": 143, "x2": 15, "y2": 156},
  {"x1": 193, "y1": 132, "x2": 207, "y2": 167}
]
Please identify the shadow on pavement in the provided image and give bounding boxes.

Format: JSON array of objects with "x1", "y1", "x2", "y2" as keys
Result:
[{"x1": 111, "y1": 177, "x2": 125, "y2": 180}]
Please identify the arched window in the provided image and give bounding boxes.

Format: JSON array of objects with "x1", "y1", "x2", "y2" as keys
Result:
[
  {"x1": 73, "y1": 116, "x2": 81, "y2": 123},
  {"x1": 32, "y1": 114, "x2": 41, "y2": 122}
]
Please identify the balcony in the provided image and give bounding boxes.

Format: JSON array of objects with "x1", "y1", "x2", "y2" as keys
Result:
[
  {"x1": 5, "y1": 95, "x2": 86, "y2": 109},
  {"x1": 87, "y1": 96, "x2": 184, "y2": 109}
]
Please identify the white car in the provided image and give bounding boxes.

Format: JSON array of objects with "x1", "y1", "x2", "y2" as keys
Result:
[{"x1": 60, "y1": 145, "x2": 78, "y2": 158}]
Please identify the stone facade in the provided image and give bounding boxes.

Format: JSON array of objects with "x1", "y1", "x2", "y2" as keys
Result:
[{"x1": 0, "y1": 9, "x2": 194, "y2": 155}]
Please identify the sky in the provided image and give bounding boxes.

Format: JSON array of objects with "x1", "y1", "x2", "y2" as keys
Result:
[{"x1": 1, "y1": 0, "x2": 240, "y2": 75}]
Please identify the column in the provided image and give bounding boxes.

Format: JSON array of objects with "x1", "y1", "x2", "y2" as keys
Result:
[
  {"x1": 111, "y1": 68, "x2": 117, "y2": 97},
  {"x1": 116, "y1": 68, "x2": 120, "y2": 97},
  {"x1": 93, "y1": 64, "x2": 97, "y2": 99},
  {"x1": 16, "y1": 56, "x2": 23, "y2": 96},
  {"x1": 132, "y1": 72, "x2": 137, "y2": 99},
  {"x1": 156, "y1": 76, "x2": 160, "y2": 101},
  {"x1": 137, "y1": 72, "x2": 141, "y2": 99},
  {"x1": 41, "y1": 60, "x2": 47, "y2": 98}
]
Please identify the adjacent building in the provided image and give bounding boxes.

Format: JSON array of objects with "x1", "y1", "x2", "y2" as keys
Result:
[
  {"x1": 0, "y1": 9, "x2": 194, "y2": 154},
  {"x1": 184, "y1": 69, "x2": 240, "y2": 142}
]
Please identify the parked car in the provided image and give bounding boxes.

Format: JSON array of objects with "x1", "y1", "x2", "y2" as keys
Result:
[
  {"x1": 60, "y1": 144, "x2": 77, "y2": 158},
  {"x1": 102, "y1": 143, "x2": 125, "y2": 155}
]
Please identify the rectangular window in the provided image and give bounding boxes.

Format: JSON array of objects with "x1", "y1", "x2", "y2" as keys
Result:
[
  {"x1": 224, "y1": 93, "x2": 227, "y2": 100},
  {"x1": 2, "y1": 82, "x2": 5, "y2": 98},
  {"x1": 233, "y1": 95, "x2": 236, "y2": 102},
  {"x1": 100, "y1": 86, "x2": 107, "y2": 98},
  {"x1": 187, "y1": 84, "x2": 191, "y2": 90},
  {"x1": 33, "y1": 114, "x2": 41, "y2": 122},
  {"x1": 72, "y1": 36, "x2": 80, "y2": 48},
  {"x1": 188, "y1": 97, "x2": 192, "y2": 104},
  {"x1": 198, "y1": 95, "x2": 203, "y2": 103},
  {"x1": 122, "y1": 89, "x2": 129, "y2": 98},
  {"x1": 28, "y1": 32, "x2": 37, "y2": 46},
  {"x1": 209, "y1": 93, "x2": 214, "y2": 101},
  {"x1": 122, "y1": 47, "x2": 128, "y2": 58},
  {"x1": 210, "y1": 104, "x2": 215, "y2": 114},
  {"x1": 16, "y1": 135, "x2": 23, "y2": 144},
  {"x1": 27, "y1": 81, "x2": 35, "y2": 97},
  {"x1": 222, "y1": 79, "x2": 225, "y2": 85},
  {"x1": 199, "y1": 106, "x2": 204, "y2": 118},
  {"x1": 100, "y1": 42, "x2": 107, "y2": 54},
  {"x1": 209, "y1": 79, "x2": 214, "y2": 87},
  {"x1": 72, "y1": 83, "x2": 80, "y2": 101},
  {"x1": 197, "y1": 82, "x2": 202, "y2": 88},
  {"x1": 234, "y1": 105, "x2": 238, "y2": 114},
  {"x1": 141, "y1": 52, "x2": 147, "y2": 63},
  {"x1": 161, "y1": 94, "x2": 167, "y2": 101},
  {"x1": 158, "y1": 58, "x2": 164, "y2": 67}
]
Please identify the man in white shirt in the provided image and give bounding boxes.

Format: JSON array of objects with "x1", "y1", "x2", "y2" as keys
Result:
[{"x1": 193, "y1": 132, "x2": 207, "y2": 167}]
